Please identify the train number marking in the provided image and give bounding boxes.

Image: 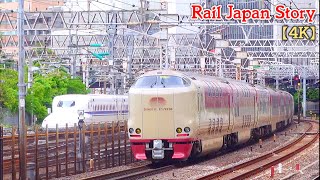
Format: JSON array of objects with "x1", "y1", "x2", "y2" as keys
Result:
[
  {"x1": 282, "y1": 25, "x2": 316, "y2": 41},
  {"x1": 144, "y1": 107, "x2": 173, "y2": 111}
]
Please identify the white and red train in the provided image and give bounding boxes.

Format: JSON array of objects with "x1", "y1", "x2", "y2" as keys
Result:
[{"x1": 128, "y1": 70, "x2": 294, "y2": 161}]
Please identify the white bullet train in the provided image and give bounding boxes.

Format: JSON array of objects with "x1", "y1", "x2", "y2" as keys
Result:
[{"x1": 41, "y1": 94, "x2": 128, "y2": 129}]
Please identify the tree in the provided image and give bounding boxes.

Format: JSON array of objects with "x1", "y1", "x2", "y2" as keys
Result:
[
  {"x1": 0, "y1": 69, "x2": 19, "y2": 113},
  {"x1": 307, "y1": 88, "x2": 319, "y2": 102},
  {"x1": 26, "y1": 70, "x2": 89, "y2": 123},
  {"x1": 0, "y1": 68, "x2": 89, "y2": 124}
]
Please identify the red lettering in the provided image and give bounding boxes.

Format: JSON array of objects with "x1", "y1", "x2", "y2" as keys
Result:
[
  {"x1": 306, "y1": 9, "x2": 316, "y2": 23},
  {"x1": 191, "y1": 4, "x2": 203, "y2": 19},
  {"x1": 285, "y1": 8, "x2": 291, "y2": 18},
  {"x1": 291, "y1": 10, "x2": 299, "y2": 19},
  {"x1": 251, "y1": 10, "x2": 260, "y2": 19},
  {"x1": 275, "y1": 4, "x2": 285, "y2": 19},
  {"x1": 260, "y1": 9, "x2": 270, "y2": 19},
  {"x1": 233, "y1": 9, "x2": 241, "y2": 19},
  {"x1": 225, "y1": 4, "x2": 234, "y2": 19},
  {"x1": 203, "y1": 9, "x2": 211, "y2": 19},
  {"x1": 217, "y1": 5, "x2": 222, "y2": 19},
  {"x1": 242, "y1": 9, "x2": 251, "y2": 23},
  {"x1": 299, "y1": 9, "x2": 306, "y2": 19}
]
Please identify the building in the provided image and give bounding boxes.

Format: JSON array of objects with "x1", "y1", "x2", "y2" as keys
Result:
[{"x1": 0, "y1": 0, "x2": 61, "y2": 56}]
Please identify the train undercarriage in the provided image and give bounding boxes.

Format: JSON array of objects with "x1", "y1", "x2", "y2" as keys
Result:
[{"x1": 130, "y1": 119, "x2": 292, "y2": 161}]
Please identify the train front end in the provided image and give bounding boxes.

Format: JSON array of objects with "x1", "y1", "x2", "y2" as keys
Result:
[{"x1": 128, "y1": 70, "x2": 198, "y2": 161}]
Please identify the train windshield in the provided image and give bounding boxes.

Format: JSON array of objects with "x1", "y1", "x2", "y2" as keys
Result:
[
  {"x1": 133, "y1": 75, "x2": 190, "y2": 88},
  {"x1": 57, "y1": 101, "x2": 75, "y2": 108}
]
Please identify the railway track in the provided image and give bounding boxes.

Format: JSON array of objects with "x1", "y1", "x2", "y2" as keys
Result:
[
  {"x1": 198, "y1": 120, "x2": 319, "y2": 180},
  {"x1": 79, "y1": 163, "x2": 176, "y2": 180},
  {"x1": 80, "y1": 120, "x2": 318, "y2": 180}
]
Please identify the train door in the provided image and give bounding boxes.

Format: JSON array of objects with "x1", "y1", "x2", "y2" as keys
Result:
[
  {"x1": 228, "y1": 87, "x2": 233, "y2": 131},
  {"x1": 115, "y1": 98, "x2": 119, "y2": 121},
  {"x1": 121, "y1": 97, "x2": 126, "y2": 121},
  {"x1": 197, "y1": 86, "x2": 203, "y2": 135},
  {"x1": 253, "y1": 89, "x2": 258, "y2": 127}
]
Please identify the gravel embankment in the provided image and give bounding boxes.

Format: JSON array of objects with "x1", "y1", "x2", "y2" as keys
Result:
[
  {"x1": 142, "y1": 122, "x2": 311, "y2": 180},
  {"x1": 251, "y1": 139, "x2": 319, "y2": 180}
]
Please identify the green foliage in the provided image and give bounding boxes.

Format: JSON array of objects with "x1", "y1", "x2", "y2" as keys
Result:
[
  {"x1": 0, "y1": 69, "x2": 89, "y2": 124},
  {"x1": 307, "y1": 88, "x2": 319, "y2": 102},
  {"x1": 293, "y1": 90, "x2": 302, "y2": 105},
  {"x1": 0, "y1": 69, "x2": 19, "y2": 113},
  {"x1": 26, "y1": 70, "x2": 89, "y2": 123}
]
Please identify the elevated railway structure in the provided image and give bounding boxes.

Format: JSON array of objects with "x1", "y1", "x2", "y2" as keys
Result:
[{"x1": 0, "y1": 0, "x2": 318, "y2": 90}]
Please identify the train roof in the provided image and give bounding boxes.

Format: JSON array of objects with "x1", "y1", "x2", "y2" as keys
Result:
[
  {"x1": 140, "y1": 70, "x2": 251, "y2": 87},
  {"x1": 53, "y1": 94, "x2": 128, "y2": 100},
  {"x1": 139, "y1": 70, "x2": 292, "y2": 95}
]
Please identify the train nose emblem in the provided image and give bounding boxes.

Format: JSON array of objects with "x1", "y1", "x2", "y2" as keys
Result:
[{"x1": 149, "y1": 97, "x2": 166, "y2": 107}]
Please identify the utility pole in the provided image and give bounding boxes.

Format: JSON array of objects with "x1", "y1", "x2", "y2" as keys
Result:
[
  {"x1": 108, "y1": 0, "x2": 116, "y2": 94},
  {"x1": 302, "y1": 60, "x2": 307, "y2": 118},
  {"x1": 140, "y1": 0, "x2": 145, "y2": 71},
  {"x1": 297, "y1": 82, "x2": 301, "y2": 123},
  {"x1": 69, "y1": 1, "x2": 77, "y2": 78},
  {"x1": 18, "y1": 0, "x2": 27, "y2": 178}
]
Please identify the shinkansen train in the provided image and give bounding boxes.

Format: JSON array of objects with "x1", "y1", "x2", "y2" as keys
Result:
[
  {"x1": 128, "y1": 70, "x2": 294, "y2": 161},
  {"x1": 42, "y1": 94, "x2": 128, "y2": 129}
]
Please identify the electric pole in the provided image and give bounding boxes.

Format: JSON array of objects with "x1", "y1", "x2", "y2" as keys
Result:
[
  {"x1": 18, "y1": 0, "x2": 27, "y2": 178},
  {"x1": 302, "y1": 60, "x2": 307, "y2": 118}
]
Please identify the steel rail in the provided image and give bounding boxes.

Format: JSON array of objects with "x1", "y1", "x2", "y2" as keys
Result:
[
  {"x1": 79, "y1": 164, "x2": 153, "y2": 180},
  {"x1": 199, "y1": 120, "x2": 319, "y2": 180}
]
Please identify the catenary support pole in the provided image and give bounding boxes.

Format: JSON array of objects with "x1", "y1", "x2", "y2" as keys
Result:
[{"x1": 18, "y1": 0, "x2": 27, "y2": 178}]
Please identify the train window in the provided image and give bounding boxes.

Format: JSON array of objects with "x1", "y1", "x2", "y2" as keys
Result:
[
  {"x1": 210, "y1": 83, "x2": 216, "y2": 97},
  {"x1": 209, "y1": 82, "x2": 214, "y2": 97},
  {"x1": 57, "y1": 101, "x2": 75, "y2": 108},
  {"x1": 133, "y1": 75, "x2": 191, "y2": 88},
  {"x1": 203, "y1": 81, "x2": 210, "y2": 96}
]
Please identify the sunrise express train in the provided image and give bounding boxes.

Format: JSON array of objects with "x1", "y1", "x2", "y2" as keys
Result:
[{"x1": 128, "y1": 70, "x2": 294, "y2": 161}]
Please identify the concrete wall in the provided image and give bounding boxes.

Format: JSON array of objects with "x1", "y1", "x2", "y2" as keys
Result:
[{"x1": 0, "y1": 107, "x2": 32, "y2": 126}]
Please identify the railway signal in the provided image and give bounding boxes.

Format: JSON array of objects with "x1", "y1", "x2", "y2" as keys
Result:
[{"x1": 293, "y1": 75, "x2": 300, "y2": 89}]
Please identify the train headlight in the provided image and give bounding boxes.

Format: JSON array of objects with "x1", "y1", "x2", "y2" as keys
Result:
[
  {"x1": 184, "y1": 127, "x2": 191, "y2": 133},
  {"x1": 129, "y1": 128, "x2": 134, "y2": 134},
  {"x1": 176, "y1": 127, "x2": 182, "y2": 133},
  {"x1": 135, "y1": 128, "x2": 141, "y2": 134}
]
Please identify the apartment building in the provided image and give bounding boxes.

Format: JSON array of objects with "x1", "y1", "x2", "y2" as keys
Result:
[{"x1": 0, "y1": 0, "x2": 61, "y2": 57}]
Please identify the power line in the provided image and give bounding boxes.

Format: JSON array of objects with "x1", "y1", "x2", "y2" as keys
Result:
[{"x1": 94, "y1": 0, "x2": 199, "y2": 33}]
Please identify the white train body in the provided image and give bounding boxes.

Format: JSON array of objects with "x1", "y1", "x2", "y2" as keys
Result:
[{"x1": 42, "y1": 94, "x2": 128, "y2": 129}]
